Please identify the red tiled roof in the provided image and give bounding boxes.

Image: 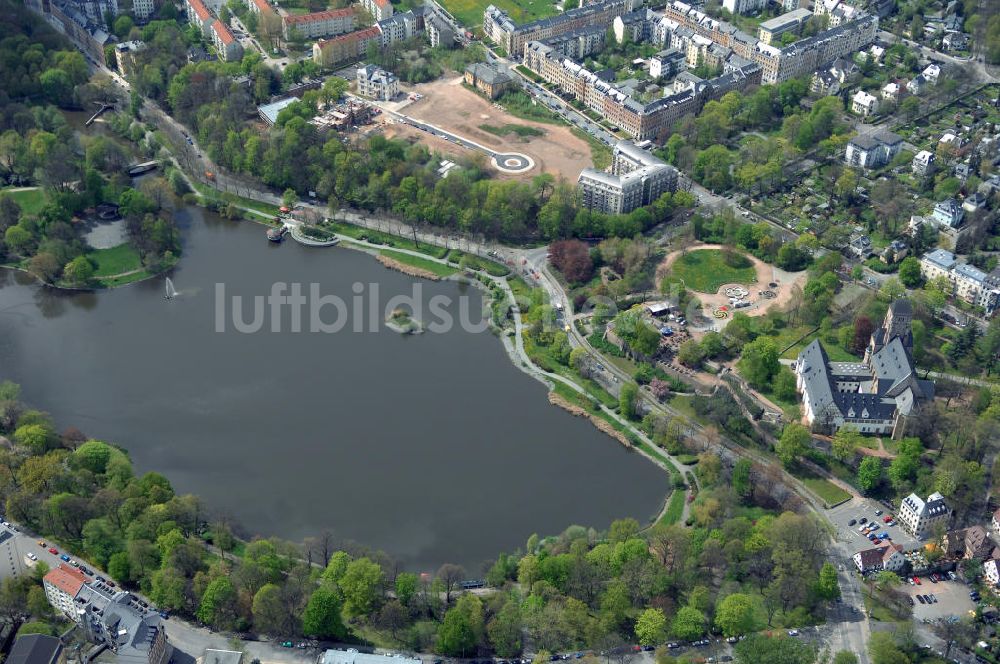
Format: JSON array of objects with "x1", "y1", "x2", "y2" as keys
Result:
[
  {"x1": 188, "y1": 0, "x2": 211, "y2": 21},
  {"x1": 212, "y1": 19, "x2": 235, "y2": 45},
  {"x1": 252, "y1": 0, "x2": 271, "y2": 11},
  {"x1": 44, "y1": 564, "x2": 87, "y2": 598},
  {"x1": 317, "y1": 25, "x2": 380, "y2": 47},
  {"x1": 283, "y1": 7, "x2": 354, "y2": 25},
  {"x1": 373, "y1": 0, "x2": 389, "y2": 7}
]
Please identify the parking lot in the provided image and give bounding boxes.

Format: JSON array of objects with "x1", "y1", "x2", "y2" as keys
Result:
[
  {"x1": 906, "y1": 579, "x2": 976, "y2": 621},
  {"x1": 827, "y1": 496, "x2": 921, "y2": 555}
]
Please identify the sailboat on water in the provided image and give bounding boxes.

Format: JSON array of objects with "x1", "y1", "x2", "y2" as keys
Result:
[{"x1": 164, "y1": 277, "x2": 178, "y2": 300}]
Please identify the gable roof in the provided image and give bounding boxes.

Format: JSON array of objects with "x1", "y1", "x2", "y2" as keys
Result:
[
  {"x1": 7, "y1": 635, "x2": 61, "y2": 664},
  {"x1": 44, "y1": 563, "x2": 87, "y2": 598}
]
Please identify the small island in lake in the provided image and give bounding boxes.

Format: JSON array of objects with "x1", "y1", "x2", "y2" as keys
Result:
[{"x1": 385, "y1": 307, "x2": 424, "y2": 335}]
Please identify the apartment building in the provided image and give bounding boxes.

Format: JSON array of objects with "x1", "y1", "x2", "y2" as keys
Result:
[
  {"x1": 898, "y1": 492, "x2": 950, "y2": 539},
  {"x1": 851, "y1": 90, "x2": 879, "y2": 116},
  {"x1": 133, "y1": 0, "x2": 153, "y2": 20},
  {"x1": 185, "y1": 0, "x2": 213, "y2": 36},
  {"x1": 356, "y1": 65, "x2": 398, "y2": 100},
  {"x1": 722, "y1": 0, "x2": 765, "y2": 15},
  {"x1": 919, "y1": 249, "x2": 1000, "y2": 314},
  {"x1": 210, "y1": 19, "x2": 243, "y2": 61},
  {"x1": 244, "y1": 0, "x2": 271, "y2": 13},
  {"x1": 361, "y1": 0, "x2": 393, "y2": 21},
  {"x1": 758, "y1": 8, "x2": 812, "y2": 45},
  {"x1": 649, "y1": 48, "x2": 685, "y2": 78},
  {"x1": 844, "y1": 129, "x2": 901, "y2": 169},
  {"x1": 283, "y1": 8, "x2": 357, "y2": 41},
  {"x1": 483, "y1": 0, "x2": 637, "y2": 59},
  {"x1": 578, "y1": 142, "x2": 678, "y2": 214},
  {"x1": 932, "y1": 198, "x2": 964, "y2": 228},
  {"x1": 43, "y1": 564, "x2": 88, "y2": 620},
  {"x1": 464, "y1": 62, "x2": 514, "y2": 99},
  {"x1": 312, "y1": 26, "x2": 381, "y2": 67}
]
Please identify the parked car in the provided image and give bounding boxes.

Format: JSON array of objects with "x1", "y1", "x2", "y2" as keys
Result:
[
  {"x1": 914, "y1": 577, "x2": 921, "y2": 585},
  {"x1": 27, "y1": 553, "x2": 37, "y2": 561},
  {"x1": 907, "y1": 596, "x2": 914, "y2": 605},
  {"x1": 59, "y1": 554, "x2": 70, "y2": 562},
  {"x1": 47, "y1": 547, "x2": 57, "y2": 555},
  {"x1": 37, "y1": 541, "x2": 45, "y2": 548},
  {"x1": 872, "y1": 538, "x2": 882, "y2": 544},
  {"x1": 875, "y1": 510, "x2": 883, "y2": 516},
  {"x1": 848, "y1": 519, "x2": 857, "y2": 526},
  {"x1": 859, "y1": 517, "x2": 868, "y2": 524},
  {"x1": 883, "y1": 515, "x2": 893, "y2": 523},
  {"x1": 917, "y1": 595, "x2": 926, "y2": 604},
  {"x1": 788, "y1": 630, "x2": 800, "y2": 636}
]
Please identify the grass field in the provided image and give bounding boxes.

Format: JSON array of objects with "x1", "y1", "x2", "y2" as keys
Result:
[
  {"x1": 440, "y1": 0, "x2": 557, "y2": 27},
  {"x1": 478, "y1": 123, "x2": 545, "y2": 139},
  {"x1": 1, "y1": 188, "x2": 47, "y2": 216},
  {"x1": 89, "y1": 244, "x2": 142, "y2": 277},
  {"x1": 379, "y1": 249, "x2": 457, "y2": 278},
  {"x1": 670, "y1": 248, "x2": 757, "y2": 294},
  {"x1": 800, "y1": 476, "x2": 852, "y2": 507}
]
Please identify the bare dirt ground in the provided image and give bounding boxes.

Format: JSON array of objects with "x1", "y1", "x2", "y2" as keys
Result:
[
  {"x1": 396, "y1": 76, "x2": 593, "y2": 181},
  {"x1": 656, "y1": 243, "x2": 808, "y2": 333}
]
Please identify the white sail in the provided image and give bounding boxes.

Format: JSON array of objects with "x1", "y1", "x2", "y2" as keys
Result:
[{"x1": 165, "y1": 277, "x2": 177, "y2": 299}]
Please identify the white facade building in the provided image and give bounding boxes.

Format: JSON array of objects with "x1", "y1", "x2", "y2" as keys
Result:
[
  {"x1": 898, "y1": 492, "x2": 949, "y2": 539},
  {"x1": 722, "y1": 0, "x2": 766, "y2": 15},
  {"x1": 356, "y1": 65, "x2": 398, "y2": 100},
  {"x1": 578, "y1": 142, "x2": 678, "y2": 214},
  {"x1": 851, "y1": 90, "x2": 879, "y2": 116}
]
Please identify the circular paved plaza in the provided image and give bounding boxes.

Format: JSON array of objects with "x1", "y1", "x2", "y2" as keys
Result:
[{"x1": 492, "y1": 152, "x2": 534, "y2": 174}]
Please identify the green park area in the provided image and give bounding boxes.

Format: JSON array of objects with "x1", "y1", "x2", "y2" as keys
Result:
[
  {"x1": 88, "y1": 244, "x2": 142, "y2": 278},
  {"x1": 669, "y1": 248, "x2": 757, "y2": 294},
  {"x1": 440, "y1": 0, "x2": 557, "y2": 29},
  {"x1": 1, "y1": 188, "x2": 46, "y2": 216}
]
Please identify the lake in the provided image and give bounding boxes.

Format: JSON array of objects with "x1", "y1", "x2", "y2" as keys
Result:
[{"x1": 0, "y1": 204, "x2": 667, "y2": 572}]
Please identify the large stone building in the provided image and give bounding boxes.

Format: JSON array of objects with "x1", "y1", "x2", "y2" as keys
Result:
[
  {"x1": 356, "y1": 64, "x2": 398, "y2": 100},
  {"x1": 312, "y1": 26, "x2": 381, "y2": 67},
  {"x1": 758, "y1": 7, "x2": 812, "y2": 45},
  {"x1": 578, "y1": 142, "x2": 678, "y2": 214},
  {"x1": 919, "y1": 249, "x2": 1000, "y2": 315},
  {"x1": 464, "y1": 62, "x2": 514, "y2": 99},
  {"x1": 898, "y1": 492, "x2": 949, "y2": 539},
  {"x1": 844, "y1": 129, "x2": 902, "y2": 169},
  {"x1": 483, "y1": 0, "x2": 637, "y2": 59},
  {"x1": 361, "y1": 0, "x2": 393, "y2": 22},
  {"x1": 795, "y1": 299, "x2": 935, "y2": 437},
  {"x1": 283, "y1": 8, "x2": 357, "y2": 40}
]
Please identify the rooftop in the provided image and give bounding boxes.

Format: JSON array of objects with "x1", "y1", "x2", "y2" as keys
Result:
[
  {"x1": 7, "y1": 635, "x2": 62, "y2": 664},
  {"x1": 44, "y1": 563, "x2": 88, "y2": 598},
  {"x1": 284, "y1": 7, "x2": 354, "y2": 24},
  {"x1": 320, "y1": 651, "x2": 421, "y2": 664},
  {"x1": 258, "y1": 97, "x2": 299, "y2": 124}
]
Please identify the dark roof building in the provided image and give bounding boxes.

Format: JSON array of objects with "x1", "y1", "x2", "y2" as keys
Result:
[{"x1": 7, "y1": 635, "x2": 63, "y2": 664}]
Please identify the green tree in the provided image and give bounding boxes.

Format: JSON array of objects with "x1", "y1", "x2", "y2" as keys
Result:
[
  {"x1": 776, "y1": 423, "x2": 810, "y2": 467},
  {"x1": 833, "y1": 653, "x2": 858, "y2": 664},
  {"x1": 693, "y1": 145, "x2": 734, "y2": 192},
  {"x1": 735, "y1": 634, "x2": 815, "y2": 664},
  {"x1": 13, "y1": 423, "x2": 56, "y2": 455},
  {"x1": 282, "y1": 188, "x2": 297, "y2": 208},
  {"x1": 832, "y1": 427, "x2": 863, "y2": 462},
  {"x1": 437, "y1": 594, "x2": 484, "y2": 657},
  {"x1": 487, "y1": 600, "x2": 522, "y2": 657},
  {"x1": 302, "y1": 587, "x2": 347, "y2": 639},
  {"x1": 108, "y1": 552, "x2": 130, "y2": 584},
  {"x1": 196, "y1": 577, "x2": 237, "y2": 629},
  {"x1": 619, "y1": 382, "x2": 639, "y2": 420},
  {"x1": 898, "y1": 257, "x2": 923, "y2": 288},
  {"x1": 64, "y1": 256, "x2": 95, "y2": 286},
  {"x1": 737, "y1": 337, "x2": 780, "y2": 387},
  {"x1": 817, "y1": 562, "x2": 840, "y2": 600},
  {"x1": 714, "y1": 593, "x2": 755, "y2": 637},
  {"x1": 732, "y1": 458, "x2": 752, "y2": 503},
  {"x1": 856, "y1": 457, "x2": 883, "y2": 493},
  {"x1": 868, "y1": 631, "x2": 910, "y2": 664},
  {"x1": 670, "y1": 606, "x2": 705, "y2": 641},
  {"x1": 634, "y1": 608, "x2": 667, "y2": 646},
  {"x1": 73, "y1": 440, "x2": 114, "y2": 473},
  {"x1": 394, "y1": 572, "x2": 418, "y2": 606},
  {"x1": 340, "y1": 557, "x2": 384, "y2": 618},
  {"x1": 40, "y1": 69, "x2": 73, "y2": 107}
]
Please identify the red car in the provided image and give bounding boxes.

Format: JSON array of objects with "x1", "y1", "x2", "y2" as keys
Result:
[
  {"x1": 913, "y1": 576, "x2": 921, "y2": 585},
  {"x1": 47, "y1": 547, "x2": 57, "y2": 555},
  {"x1": 883, "y1": 515, "x2": 893, "y2": 523},
  {"x1": 872, "y1": 538, "x2": 882, "y2": 544}
]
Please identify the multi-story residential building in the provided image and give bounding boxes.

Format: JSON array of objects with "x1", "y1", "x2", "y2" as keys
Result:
[
  {"x1": 483, "y1": 0, "x2": 636, "y2": 59},
  {"x1": 43, "y1": 564, "x2": 88, "y2": 620},
  {"x1": 523, "y1": 40, "x2": 760, "y2": 140},
  {"x1": 578, "y1": 142, "x2": 678, "y2": 214},
  {"x1": 245, "y1": 0, "x2": 271, "y2": 13},
  {"x1": 613, "y1": 8, "x2": 655, "y2": 44},
  {"x1": 464, "y1": 62, "x2": 514, "y2": 99},
  {"x1": 426, "y1": 16, "x2": 454, "y2": 47},
  {"x1": 992, "y1": 507, "x2": 1000, "y2": 534},
  {"x1": 722, "y1": 0, "x2": 766, "y2": 15},
  {"x1": 361, "y1": 0, "x2": 392, "y2": 21},
  {"x1": 918, "y1": 250, "x2": 1000, "y2": 313},
  {"x1": 114, "y1": 40, "x2": 144, "y2": 76},
  {"x1": 932, "y1": 198, "x2": 965, "y2": 228},
  {"x1": 898, "y1": 492, "x2": 949, "y2": 539},
  {"x1": 356, "y1": 64, "x2": 398, "y2": 100},
  {"x1": 185, "y1": 0, "x2": 213, "y2": 36},
  {"x1": 795, "y1": 300, "x2": 935, "y2": 436},
  {"x1": 851, "y1": 89, "x2": 879, "y2": 116},
  {"x1": 844, "y1": 129, "x2": 901, "y2": 169},
  {"x1": 943, "y1": 526, "x2": 995, "y2": 560},
  {"x1": 47, "y1": 0, "x2": 114, "y2": 63},
  {"x1": 912, "y1": 150, "x2": 935, "y2": 176},
  {"x1": 649, "y1": 48, "x2": 685, "y2": 78},
  {"x1": 920, "y1": 248, "x2": 958, "y2": 281},
  {"x1": 853, "y1": 543, "x2": 905, "y2": 573},
  {"x1": 758, "y1": 8, "x2": 812, "y2": 45},
  {"x1": 132, "y1": 0, "x2": 153, "y2": 20},
  {"x1": 210, "y1": 19, "x2": 243, "y2": 61},
  {"x1": 378, "y1": 10, "x2": 419, "y2": 45},
  {"x1": 538, "y1": 25, "x2": 606, "y2": 59},
  {"x1": 283, "y1": 8, "x2": 357, "y2": 41},
  {"x1": 922, "y1": 63, "x2": 940, "y2": 83},
  {"x1": 312, "y1": 26, "x2": 382, "y2": 67},
  {"x1": 986, "y1": 559, "x2": 1000, "y2": 586}
]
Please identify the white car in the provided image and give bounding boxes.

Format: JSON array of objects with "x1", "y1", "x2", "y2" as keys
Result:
[
  {"x1": 27, "y1": 553, "x2": 37, "y2": 561},
  {"x1": 787, "y1": 630, "x2": 799, "y2": 636}
]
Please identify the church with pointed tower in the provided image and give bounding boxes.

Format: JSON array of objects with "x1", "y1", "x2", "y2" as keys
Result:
[{"x1": 794, "y1": 299, "x2": 935, "y2": 437}]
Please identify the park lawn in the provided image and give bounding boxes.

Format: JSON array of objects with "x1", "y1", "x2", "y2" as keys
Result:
[
  {"x1": 670, "y1": 248, "x2": 757, "y2": 294},
  {"x1": 89, "y1": 244, "x2": 142, "y2": 277},
  {"x1": 445, "y1": 249, "x2": 511, "y2": 276},
  {"x1": 2, "y1": 188, "x2": 47, "y2": 216},
  {"x1": 659, "y1": 488, "x2": 686, "y2": 525},
  {"x1": 97, "y1": 270, "x2": 152, "y2": 288},
  {"x1": 799, "y1": 476, "x2": 852, "y2": 507},
  {"x1": 325, "y1": 220, "x2": 449, "y2": 258},
  {"x1": 378, "y1": 249, "x2": 457, "y2": 278},
  {"x1": 440, "y1": 0, "x2": 557, "y2": 27}
]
